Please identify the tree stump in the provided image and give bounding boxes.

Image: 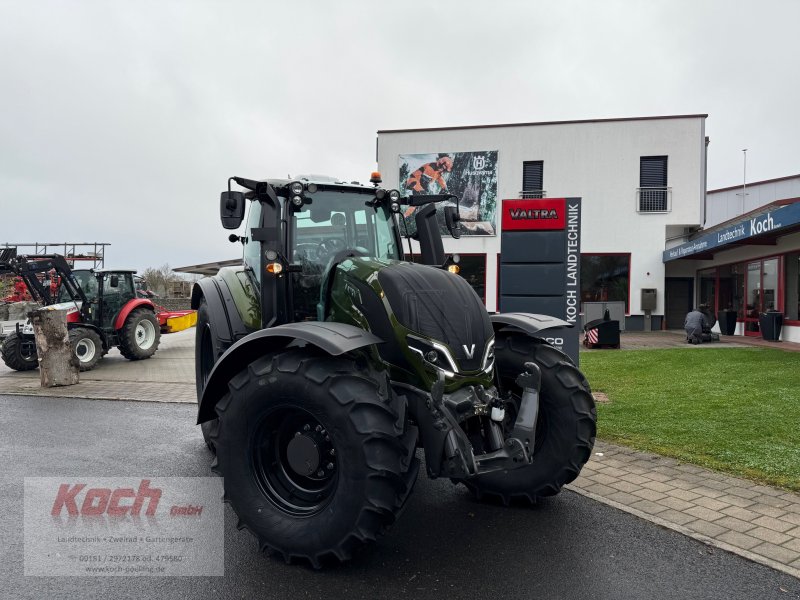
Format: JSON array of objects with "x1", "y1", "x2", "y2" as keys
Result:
[{"x1": 30, "y1": 308, "x2": 79, "y2": 387}]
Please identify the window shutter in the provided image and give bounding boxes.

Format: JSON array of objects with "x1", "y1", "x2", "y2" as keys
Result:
[
  {"x1": 522, "y1": 161, "x2": 543, "y2": 197},
  {"x1": 640, "y1": 156, "x2": 667, "y2": 187}
]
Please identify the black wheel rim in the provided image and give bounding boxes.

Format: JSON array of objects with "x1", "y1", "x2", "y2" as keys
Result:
[
  {"x1": 20, "y1": 340, "x2": 37, "y2": 362},
  {"x1": 251, "y1": 406, "x2": 338, "y2": 516}
]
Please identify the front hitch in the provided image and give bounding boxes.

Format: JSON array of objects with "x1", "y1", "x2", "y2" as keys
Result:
[
  {"x1": 472, "y1": 361, "x2": 542, "y2": 475},
  {"x1": 401, "y1": 362, "x2": 544, "y2": 480}
]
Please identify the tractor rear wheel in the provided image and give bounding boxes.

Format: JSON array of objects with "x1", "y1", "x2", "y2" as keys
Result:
[
  {"x1": 465, "y1": 332, "x2": 596, "y2": 504},
  {"x1": 212, "y1": 348, "x2": 419, "y2": 567},
  {"x1": 69, "y1": 327, "x2": 103, "y2": 371},
  {"x1": 194, "y1": 299, "x2": 218, "y2": 452},
  {"x1": 1, "y1": 332, "x2": 38, "y2": 371},
  {"x1": 118, "y1": 308, "x2": 160, "y2": 360}
]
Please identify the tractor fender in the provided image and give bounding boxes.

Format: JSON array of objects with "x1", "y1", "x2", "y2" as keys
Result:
[
  {"x1": 490, "y1": 312, "x2": 572, "y2": 337},
  {"x1": 191, "y1": 277, "x2": 250, "y2": 347},
  {"x1": 113, "y1": 299, "x2": 156, "y2": 330},
  {"x1": 197, "y1": 321, "x2": 383, "y2": 423}
]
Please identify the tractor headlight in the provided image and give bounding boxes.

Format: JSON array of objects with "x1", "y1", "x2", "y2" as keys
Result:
[
  {"x1": 289, "y1": 181, "x2": 304, "y2": 195},
  {"x1": 388, "y1": 189, "x2": 400, "y2": 201},
  {"x1": 481, "y1": 339, "x2": 495, "y2": 373},
  {"x1": 390, "y1": 201, "x2": 401, "y2": 213},
  {"x1": 291, "y1": 195, "x2": 304, "y2": 207},
  {"x1": 407, "y1": 335, "x2": 458, "y2": 377}
]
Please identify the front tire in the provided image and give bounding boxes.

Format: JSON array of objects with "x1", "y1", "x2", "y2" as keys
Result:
[
  {"x1": 1, "y1": 332, "x2": 38, "y2": 371},
  {"x1": 118, "y1": 308, "x2": 160, "y2": 360},
  {"x1": 466, "y1": 332, "x2": 596, "y2": 503},
  {"x1": 68, "y1": 327, "x2": 103, "y2": 371},
  {"x1": 194, "y1": 299, "x2": 218, "y2": 452},
  {"x1": 213, "y1": 348, "x2": 419, "y2": 567}
]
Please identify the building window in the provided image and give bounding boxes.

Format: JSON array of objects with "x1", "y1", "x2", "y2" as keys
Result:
[
  {"x1": 457, "y1": 254, "x2": 486, "y2": 303},
  {"x1": 718, "y1": 263, "x2": 745, "y2": 317},
  {"x1": 580, "y1": 254, "x2": 630, "y2": 312},
  {"x1": 521, "y1": 161, "x2": 544, "y2": 198},
  {"x1": 698, "y1": 268, "x2": 716, "y2": 312},
  {"x1": 638, "y1": 156, "x2": 670, "y2": 212},
  {"x1": 408, "y1": 253, "x2": 486, "y2": 304},
  {"x1": 785, "y1": 252, "x2": 799, "y2": 321}
]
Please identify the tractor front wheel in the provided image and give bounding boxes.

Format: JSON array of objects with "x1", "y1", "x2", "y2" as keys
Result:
[
  {"x1": 465, "y1": 332, "x2": 596, "y2": 504},
  {"x1": 194, "y1": 299, "x2": 218, "y2": 453},
  {"x1": 1, "y1": 332, "x2": 38, "y2": 371},
  {"x1": 118, "y1": 308, "x2": 160, "y2": 360},
  {"x1": 212, "y1": 348, "x2": 419, "y2": 567},
  {"x1": 69, "y1": 327, "x2": 103, "y2": 371}
]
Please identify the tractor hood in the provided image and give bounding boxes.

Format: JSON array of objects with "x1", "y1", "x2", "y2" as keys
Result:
[
  {"x1": 325, "y1": 258, "x2": 494, "y2": 384},
  {"x1": 377, "y1": 263, "x2": 493, "y2": 372}
]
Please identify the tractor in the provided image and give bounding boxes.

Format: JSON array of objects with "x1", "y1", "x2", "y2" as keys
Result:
[
  {"x1": 0, "y1": 254, "x2": 160, "y2": 371},
  {"x1": 194, "y1": 174, "x2": 596, "y2": 567}
]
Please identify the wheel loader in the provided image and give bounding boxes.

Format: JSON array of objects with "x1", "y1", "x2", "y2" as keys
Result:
[{"x1": 194, "y1": 173, "x2": 596, "y2": 567}]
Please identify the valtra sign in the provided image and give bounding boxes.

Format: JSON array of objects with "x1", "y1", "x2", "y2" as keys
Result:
[{"x1": 501, "y1": 198, "x2": 566, "y2": 231}]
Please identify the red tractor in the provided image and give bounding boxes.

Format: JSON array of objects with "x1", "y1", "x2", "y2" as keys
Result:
[{"x1": 0, "y1": 254, "x2": 160, "y2": 371}]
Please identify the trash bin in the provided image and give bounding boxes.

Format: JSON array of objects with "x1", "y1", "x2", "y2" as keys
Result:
[
  {"x1": 583, "y1": 318, "x2": 620, "y2": 349},
  {"x1": 717, "y1": 309, "x2": 738, "y2": 335},
  {"x1": 759, "y1": 311, "x2": 783, "y2": 341}
]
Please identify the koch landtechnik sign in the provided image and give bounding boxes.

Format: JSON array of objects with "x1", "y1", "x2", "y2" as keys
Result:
[
  {"x1": 499, "y1": 198, "x2": 581, "y2": 365},
  {"x1": 663, "y1": 201, "x2": 800, "y2": 262}
]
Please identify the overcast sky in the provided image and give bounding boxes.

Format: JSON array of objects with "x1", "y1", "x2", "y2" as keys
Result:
[{"x1": 1, "y1": 1, "x2": 798, "y2": 271}]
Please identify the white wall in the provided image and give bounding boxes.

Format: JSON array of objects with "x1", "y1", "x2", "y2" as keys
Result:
[
  {"x1": 378, "y1": 117, "x2": 707, "y2": 314},
  {"x1": 706, "y1": 176, "x2": 800, "y2": 227}
]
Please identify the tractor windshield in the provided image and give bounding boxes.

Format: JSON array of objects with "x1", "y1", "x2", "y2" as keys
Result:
[
  {"x1": 290, "y1": 190, "x2": 400, "y2": 320},
  {"x1": 57, "y1": 270, "x2": 98, "y2": 303}
]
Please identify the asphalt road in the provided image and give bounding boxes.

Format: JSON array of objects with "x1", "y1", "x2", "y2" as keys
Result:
[{"x1": 1, "y1": 394, "x2": 798, "y2": 600}]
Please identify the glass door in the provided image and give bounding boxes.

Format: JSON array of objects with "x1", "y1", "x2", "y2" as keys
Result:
[{"x1": 744, "y1": 261, "x2": 761, "y2": 335}]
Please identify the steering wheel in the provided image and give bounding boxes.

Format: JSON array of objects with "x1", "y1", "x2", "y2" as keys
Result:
[{"x1": 318, "y1": 238, "x2": 346, "y2": 259}]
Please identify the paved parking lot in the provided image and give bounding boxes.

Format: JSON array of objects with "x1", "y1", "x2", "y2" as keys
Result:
[
  {"x1": 0, "y1": 328, "x2": 196, "y2": 403},
  {"x1": 2, "y1": 328, "x2": 799, "y2": 581},
  {"x1": 3, "y1": 394, "x2": 798, "y2": 600}
]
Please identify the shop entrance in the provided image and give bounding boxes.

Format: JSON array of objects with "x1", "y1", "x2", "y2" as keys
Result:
[
  {"x1": 743, "y1": 257, "x2": 780, "y2": 336},
  {"x1": 665, "y1": 278, "x2": 693, "y2": 329}
]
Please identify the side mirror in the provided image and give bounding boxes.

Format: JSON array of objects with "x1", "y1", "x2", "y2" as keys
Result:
[
  {"x1": 220, "y1": 191, "x2": 246, "y2": 230},
  {"x1": 109, "y1": 274, "x2": 119, "y2": 288},
  {"x1": 443, "y1": 205, "x2": 461, "y2": 239}
]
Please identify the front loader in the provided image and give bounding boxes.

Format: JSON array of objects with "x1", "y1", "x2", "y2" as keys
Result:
[{"x1": 194, "y1": 174, "x2": 596, "y2": 567}]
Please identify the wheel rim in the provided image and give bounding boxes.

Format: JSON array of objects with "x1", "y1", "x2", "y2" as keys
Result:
[
  {"x1": 20, "y1": 339, "x2": 37, "y2": 362},
  {"x1": 74, "y1": 337, "x2": 96, "y2": 363},
  {"x1": 135, "y1": 319, "x2": 156, "y2": 350},
  {"x1": 251, "y1": 406, "x2": 338, "y2": 517}
]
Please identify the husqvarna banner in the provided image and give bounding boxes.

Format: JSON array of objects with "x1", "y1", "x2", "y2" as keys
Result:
[
  {"x1": 398, "y1": 150, "x2": 498, "y2": 235},
  {"x1": 499, "y1": 198, "x2": 582, "y2": 364}
]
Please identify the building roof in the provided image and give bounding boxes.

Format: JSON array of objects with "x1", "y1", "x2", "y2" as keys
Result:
[
  {"x1": 708, "y1": 174, "x2": 800, "y2": 194},
  {"x1": 173, "y1": 259, "x2": 242, "y2": 276},
  {"x1": 377, "y1": 114, "x2": 708, "y2": 135}
]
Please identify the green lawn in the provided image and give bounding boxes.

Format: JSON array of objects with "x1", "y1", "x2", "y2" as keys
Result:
[{"x1": 580, "y1": 347, "x2": 800, "y2": 491}]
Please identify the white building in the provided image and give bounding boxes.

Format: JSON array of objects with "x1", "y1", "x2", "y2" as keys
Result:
[
  {"x1": 665, "y1": 174, "x2": 800, "y2": 342},
  {"x1": 377, "y1": 114, "x2": 709, "y2": 329}
]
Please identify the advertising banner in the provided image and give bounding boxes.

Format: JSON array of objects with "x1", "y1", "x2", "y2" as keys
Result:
[{"x1": 399, "y1": 150, "x2": 498, "y2": 235}]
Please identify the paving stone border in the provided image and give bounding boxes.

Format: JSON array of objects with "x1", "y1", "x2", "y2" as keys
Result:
[{"x1": 567, "y1": 440, "x2": 800, "y2": 580}]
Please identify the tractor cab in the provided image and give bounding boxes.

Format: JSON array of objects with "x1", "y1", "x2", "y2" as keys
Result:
[{"x1": 56, "y1": 268, "x2": 138, "y2": 330}]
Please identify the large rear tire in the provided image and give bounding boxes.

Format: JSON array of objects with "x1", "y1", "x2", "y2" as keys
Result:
[
  {"x1": 118, "y1": 308, "x2": 160, "y2": 360},
  {"x1": 465, "y1": 332, "x2": 596, "y2": 504},
  {"x1": 1, "y1": 332, "x2": 38, "y2": 371},
  {"x1": 68, "y1": 327, "x2": 103, "y2": 372},
  {"x1": 212, "y1": 348, "x2": 419, "y2": 567},
  {"x1": 194, "y1": 299, "x2": 218, "y2": 452}
]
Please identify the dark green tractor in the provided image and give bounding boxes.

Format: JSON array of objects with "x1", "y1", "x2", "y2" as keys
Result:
[{"x1": 194, "y1": 174, "x2": 596, "y2": 567}]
